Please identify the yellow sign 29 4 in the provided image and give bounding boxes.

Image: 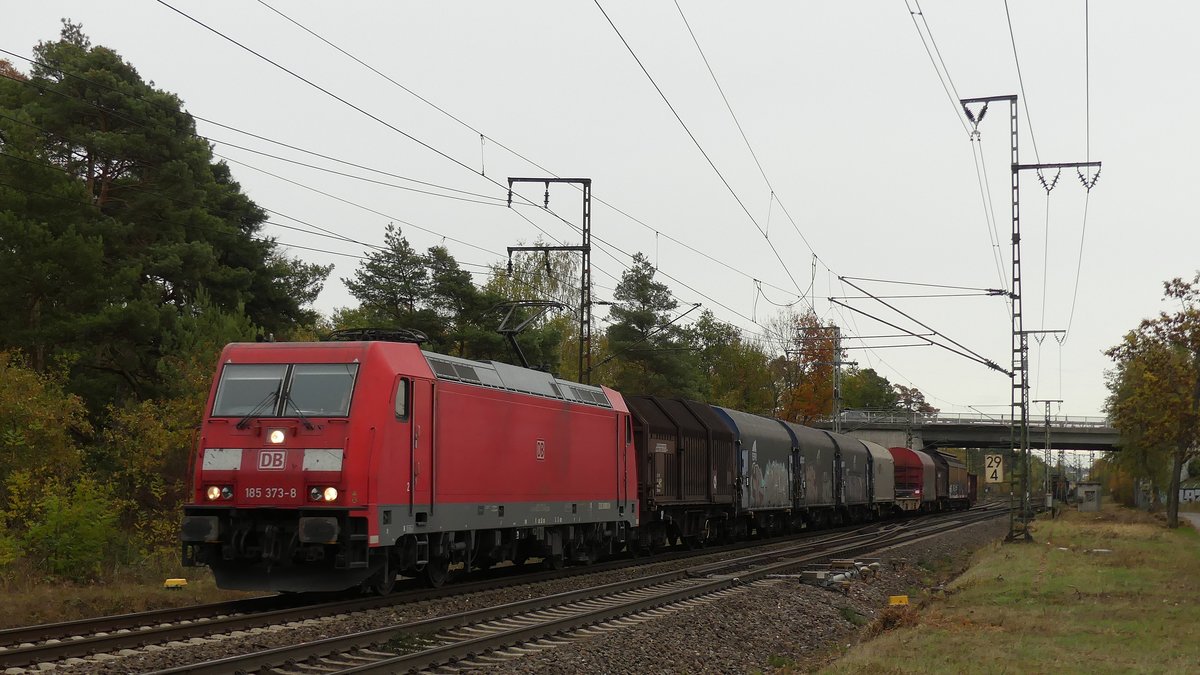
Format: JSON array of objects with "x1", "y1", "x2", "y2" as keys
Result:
[{"x1": 984, "y1": 454, "x2": 1004, "y2": 483}]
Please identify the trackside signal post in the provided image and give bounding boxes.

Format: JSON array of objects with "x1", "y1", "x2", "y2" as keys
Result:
[
  {"x1": 960, "y1": 94, "x2": 1100, "y2": 543},
  {"x1": 507, "y1": 177, "x2": 593, "y2": 383}
]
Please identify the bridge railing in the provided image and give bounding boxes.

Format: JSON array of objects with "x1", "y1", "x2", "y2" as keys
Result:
[{"x1": 837, "y1": 410, "x2": 1112, "y2": 429}]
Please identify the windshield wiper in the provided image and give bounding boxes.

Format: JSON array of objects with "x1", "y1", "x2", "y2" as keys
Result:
[
  {"x1": 236, "y1": 390, "x2": 279, "y2": 430},
  {"x1": 282, "y1": 392, "x2": 315, "y2": 430}
]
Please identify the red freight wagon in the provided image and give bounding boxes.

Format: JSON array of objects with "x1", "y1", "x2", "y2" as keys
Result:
[
  {"x1": 181, "y1": 339, "x2": 637, "y2": 592},
  {"x1": 889, "y1": 446, "x2": 935, "y2": 513}
]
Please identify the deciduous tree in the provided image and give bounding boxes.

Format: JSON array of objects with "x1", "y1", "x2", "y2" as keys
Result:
[
  {"x1": 1106, "y1": 274, "x2": 1200, "y2": 527},
  {"x1": 766, "y1": 309, "x2": 837, "y2": 424},
  {"x1": 841, "y1": 367, "x2": 900, "y2": 411},
  {"x1": 684, "y1": 310, "x2": 775, "y2": 414}
]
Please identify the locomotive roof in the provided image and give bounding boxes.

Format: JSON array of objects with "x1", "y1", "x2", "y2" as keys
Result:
[{"x1": 421, "y1": 350, "x2": 612, "y2": 409}]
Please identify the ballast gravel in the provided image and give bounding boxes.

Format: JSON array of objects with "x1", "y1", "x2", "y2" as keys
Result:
[{"x1": 53, "y1": 517, "x2": 1006, "y2": 674}]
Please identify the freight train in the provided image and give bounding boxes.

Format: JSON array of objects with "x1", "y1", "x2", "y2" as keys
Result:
[{"x1": 180, "y1": 335, "x2": 974, "y2": 593}]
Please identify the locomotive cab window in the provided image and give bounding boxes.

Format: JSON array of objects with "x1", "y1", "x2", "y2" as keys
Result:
[
  {"x1": 625, "y1": 415, "x2": 632, "y2": 445},
  {"x1": 212, "y1": 364, "x2": 287, "y2": 416},
  {"x1": 212, "y1": 363, "x2": 359, "y2": 418},
  {"x1": 287, "y1": 364, "x2": 358, "y2": 416},
  {"x1": 394, "y1": 378, "x2": 410, "y2": 419}
]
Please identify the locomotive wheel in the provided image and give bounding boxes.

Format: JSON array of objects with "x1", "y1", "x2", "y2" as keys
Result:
[
  {"x1": 366, "y1": 550, "x2": 396, "y2": 595},
  {"x1": 424, "y1": 556, "x2": 451, "y2": 588},
  {"x1": 371, "y1": 569, "x2": 396, "y2": 595}
]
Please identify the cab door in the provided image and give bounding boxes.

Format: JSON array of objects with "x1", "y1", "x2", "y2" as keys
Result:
[{"x1": 409, "y1": 377, "x2": 435, "y2": 524}]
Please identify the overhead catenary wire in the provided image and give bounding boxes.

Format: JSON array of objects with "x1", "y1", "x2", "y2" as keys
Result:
[
  {"x1": 0, "y1": 48, "x2": 514, "y2": 207},
  {"x1": 591, "y1": 0, "x2": 809, "y2": 303},
  {"x1": 1003, "y1": 0, "x2": 1042, "y2": 164},
  {"x1": 900, "y1": 1, "x2": 1010, "y2": 302},
  {"x1": 248, "y1": 4, "x2": 810, "y2": 306},
  {"x1": 903, "y1": 0, "x2": 971, "y2": 136},
  {"x1": 154, "y1": 0, "x2": 586, "y2": 257},
  {"x1": 4, "y1": 47, "x2": 789, "y2": 360},
  {"x1": 829, "y1": 298, "x2": 1008, "y2": 376},
  {"x1": 0, "y1": 54, "x2": 729, "y2": 342},
  {"x1": 671, "y1": 0, "x2": 834, "y2": 307},
  {"x1": 1062, "y1": 0, "x2": 1093, "y2": 341},
  {"x1": 839, "y1": 276, "x2": 1004, "y2": 293},
  {"x1": 3, "y1": 57, "x2": 628, "y2": 301},
  {"x1": 0, "y1": 176, "x2": 597, "y2": 309},
  {"x1": 244, "y1": 1, "x2": 819, "y2": 325},
  {"x1": 0, "y1": 128, "x2": 615, "y2": 304},
  {"x1": 839, "y1": 277, "x2": 1004, "y2": 370},
  {"x1": 154, "y1": 2, "x2": 809, "y2": 343}
]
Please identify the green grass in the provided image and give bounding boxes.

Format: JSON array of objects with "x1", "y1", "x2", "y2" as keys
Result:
[
  {"x1": 821, "y1": 507, "x2": 1200, "y2": 674},
  {"x1": 0, "y1": 552, "x2": 261, "y2": 628}
]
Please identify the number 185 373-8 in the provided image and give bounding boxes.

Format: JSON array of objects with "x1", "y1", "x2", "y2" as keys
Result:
[{"x1": 244, "y1": 486, "x2": 297, "y2": 499}]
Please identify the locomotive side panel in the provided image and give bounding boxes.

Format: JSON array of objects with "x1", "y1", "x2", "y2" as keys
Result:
[{"x1": 430, "y1": 382, "x2": 629, "y2": 524}]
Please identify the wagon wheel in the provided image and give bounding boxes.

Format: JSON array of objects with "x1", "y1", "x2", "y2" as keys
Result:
[{"x1": 543, "y1": 553, "x2": 565, "y2": 570}]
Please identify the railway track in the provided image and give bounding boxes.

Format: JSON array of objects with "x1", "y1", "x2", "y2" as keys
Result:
[
  {"x1": 0, "y1": 517, "x2": 885, "y2": 671},
  {"x1": 148, "y1": 507, "x2": 1003, "y2": 674}
]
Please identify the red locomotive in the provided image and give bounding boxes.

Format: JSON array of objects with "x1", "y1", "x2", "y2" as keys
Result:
[{"x1": 181, "y1": 334, "x2": 637, "y2": 592}]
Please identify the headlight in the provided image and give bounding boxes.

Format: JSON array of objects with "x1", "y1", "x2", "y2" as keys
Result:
[
  {"x1": 268, "y1": 428, "x2": 286, "y2": 444},
  {"x1": 221, "y1": 486, "x2": 233, "y2": 500},
  {"x1": 309, "y1": 486, "x2": 339, "y2": 502},
  {"x1": 206, "y1": 485, "x2": 221, "y2": 501}
]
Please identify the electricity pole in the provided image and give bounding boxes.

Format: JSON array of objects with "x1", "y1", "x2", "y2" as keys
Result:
[
  {"x1": 507, "y1": 177, "x2": 592, "y2": 383},
  {"x1": 960, "y1": 94, "x2": 1101, "y2": 542},
  {"x1": 1033, "y1": 398, "x2": 1062, "y2": 508},
  {"x1": 802, "y1": 327, "x2": 854, "y2": 433},
  {"x1": 831, "y1": 328, "x2": 856, "y2": 433}
]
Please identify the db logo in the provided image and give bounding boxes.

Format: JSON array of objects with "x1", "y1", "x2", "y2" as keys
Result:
[{"x1": 258, "y1": 450, "x2": 287, "y2": 471}]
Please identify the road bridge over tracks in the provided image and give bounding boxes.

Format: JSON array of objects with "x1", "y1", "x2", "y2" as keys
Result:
[{"x1": 814, "y1": 411, "x2": 1118, "y2": 451}]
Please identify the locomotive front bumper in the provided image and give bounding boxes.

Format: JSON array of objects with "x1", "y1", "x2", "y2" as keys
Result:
[
  {"x1": 180, "y1": 512, "x2": 340, "y2": 544},
  {"x1": 181, "y1": 506, "x2": 366, "y2": 569}
]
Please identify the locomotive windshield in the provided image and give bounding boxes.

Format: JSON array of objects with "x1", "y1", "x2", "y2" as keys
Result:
[{"x1": 212, "y1": 363, "x2": 359, "y2": 418}]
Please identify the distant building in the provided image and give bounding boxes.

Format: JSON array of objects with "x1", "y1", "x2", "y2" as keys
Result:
[{"x1": 1181, "y1": 479, "x2": 1200, "y2": 503}]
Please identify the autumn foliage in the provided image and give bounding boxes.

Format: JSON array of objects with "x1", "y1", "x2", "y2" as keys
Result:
[{"x1": 1105, "y1": 274, "x2": 1200, "y2": 528}]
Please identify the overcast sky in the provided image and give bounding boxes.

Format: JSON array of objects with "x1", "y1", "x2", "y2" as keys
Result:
[{"x1": 4, "y1": 1, "x2": 1196, "y2": 419}]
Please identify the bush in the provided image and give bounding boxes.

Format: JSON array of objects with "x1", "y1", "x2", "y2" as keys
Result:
[{"x1": 22, "y1": 476, "x2": 123, "y2": 583}]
